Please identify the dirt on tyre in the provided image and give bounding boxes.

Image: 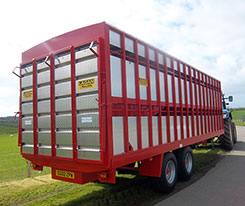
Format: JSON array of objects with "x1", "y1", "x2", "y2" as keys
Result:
[
  {"x1": 154, "y1": 152, "x2": 178, "y2": 193},
  {"x1": 231, "y1": 122, "x2": 237, "y2": 144},
  {"x1": 221, "y1": 118, "x2": 234, "y2": 150},
  {"x1": 175, "y1": 146, "x2": 194, "y2": 181}
]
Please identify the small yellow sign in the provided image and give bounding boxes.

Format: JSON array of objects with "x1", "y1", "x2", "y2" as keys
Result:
[
  {"x1": 78, "y1": 78, "x2": 95, "y2": 90},
  {"x1": 56, "y1": 170, "x2": 75, "y2": 179},
  {"x1": 139, "y1": 78, "x2": 148, "y2": 87},
  {"x1": 22, "y1": 90, "x2": 33, "y2": 99}
]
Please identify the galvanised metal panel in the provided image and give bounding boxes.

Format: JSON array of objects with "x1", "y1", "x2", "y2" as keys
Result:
[
  {"x1": 22, "y1": 145, "x2": 34, "y2": 154},
  {"x1": 152, "y1": 116, "x2": 159, "y2": 146},
  {"x1": 199, "y1": 115, "x2": 202, "y2": 135},
  {"x1": 37, "y1": 70, "x2": 50, "y2": 85},
  {"x1": 139, "y1": 64, "x2": 147, "y2": 100},
  {"x1": 128, "y1": 117, "x2": 137, "y2": 150},
  {"x1": 56, "y1": 131, "x2": 72, "y2": 146},
  {"x1": 112, "y1": 117, "x2": 124, "y2": 155},
  {"x1": 159, "y1": 71, "x2": 165, "y2": 102},
  {"x1": 37, "y1": 85, "x2": 50, "y2": 100},
  {"x1": 126, "y1": 60, "x2": 136, "y2": 99},
  {"x1": 77, "y1": 149, "x2": 100, "y2": 161},
  {"x1": 77, "y1": 112, "x2": 99, "y2": 128},
  {"x1": 161, "y1": 116, "x2": 167, "y2": 144},
  {"x1": 22, "y1": 131, "x2": 33, "y2": 144},
  {"x1": 38, "y1": 115, "x2": 51, "y2": 129},
  {"x1": 187, "y1": 82, "x2": 191, "y2": 105},
  {"x1": 75, "y1": 58, "x2": 98, "y2": 77},
  {"x1": 177, "y1": 116, "x2": 181, "y2": 140},
  {"x1": 183, "y1": 116, "x2": 187, "y2": 139},
  {"x1": 55, "y1": 81, "x2": 71, "y2": 97},
  {"x1": 76, "y1": 76, "x2": 98, "y2": 94},
  {"x1": 109, "y1": 30, "x2": 121, "y2": 48},
  {"x1": 168, "y1": 74, "x2": 173, "y2": 103},
  {"x1": 21, "y1": 65, "x2": 32, "y2": 75},
  {"x1": 138, "y1": 43, "x2": 145, "y2": 57},
  {"x1": 22, "y1": 117, "x2": 33, "y2": 129},
  {"x1": 76, "y1": 94, "x2": 98, "y2": 111},
  {"x1": 141, "y1": 116, "x2": 149, "y2": 149},
  {"x1": 54, "y1": 53, "x2": 70, "y2": 65},
  {"x1": 170, "y1": 116, "x2": 174, "y2": 142},
  {"x1": 125, "y1": 37, "x2": 134, "y2": 53},
  {"x1": 194, "y1": 116, "x2": 197, "y2": 136},
  {"x1": 110, "y1": 55, "x2": 122, "y2": 97},
  {"x1": 56, "y1": 147, "x2": 73, "y2": 158},
  {"x1": 158, "y1": 53, "x2": 164, "y2": 65},
  {"x1": 75, "y1": 46, "x2": 97, "y2": 60},
  {"x1": 56, "y1": 114, "x2": 72, "y2": 129},
  {"x1": 175, "y1": 77, "x2": 180, "y2": 104},
  {"x1": 189, "y1": 116, "x2": 192, "y2": 137},
  {"x1": 37, "y1": 61, "x2": 49, "y2": 71},
  {"x1": 55, "y1": 97, "x2": 71, "y2": 112},
  {"x1": 38, "y1": 100, "x2": 50, "y2": 113},
  {"x1": 77, "y1": 131, "x2": 100, "y2": 147},
  {"x1": 38, "y1": 146, "x2": 51, "y2": 156},
  {"x1": 55, "y1": 65, "x2": 71, "y2": 81},
  {"x1": 181, "y1": 79, "x2": 185, "y2": 104},
  {"x1": 21, "y1": 75, "x2": 32, "y2": 88},
  {"x1": 22, "y1": 102, "x2": 33, "y2": 115},
  {"x1": 192, "y1": 83, "x2": 196, "y2": 106},
  {"x1": 38, "y1": 131, "x2": 51, "y2": 145},
  {"x1": 149, "y1": 48, "x2": 155, "y2": 62},
  {"x1": 150, "y1": 68, "x2": 157, "y2": 101}
]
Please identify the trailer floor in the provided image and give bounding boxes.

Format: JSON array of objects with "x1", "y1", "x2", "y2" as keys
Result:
[{"x1": 154, "y1": 126, "x2": 245, "y2": 206}]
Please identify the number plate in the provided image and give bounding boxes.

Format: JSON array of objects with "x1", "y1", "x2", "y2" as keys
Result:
[{"x1": 56, "y1": 170, "x2": 75, "y2": 179}]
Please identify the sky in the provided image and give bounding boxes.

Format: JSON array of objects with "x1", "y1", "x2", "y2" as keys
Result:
[{"x1": 0, "y1": 0, "x2": 244, "y2": 116}]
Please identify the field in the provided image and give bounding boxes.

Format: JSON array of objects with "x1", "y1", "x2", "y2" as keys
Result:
[
  {"x1": 231, "y1": 109, "x2": 245, "y2": 126},
  {"x1": 0, "y1": 122, "x2": 228, "y2": 206}
]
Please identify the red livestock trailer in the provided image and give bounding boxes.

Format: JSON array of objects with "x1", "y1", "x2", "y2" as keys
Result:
[{"x1": 17, "y1": 22, "x2": 225, "y2": 192}]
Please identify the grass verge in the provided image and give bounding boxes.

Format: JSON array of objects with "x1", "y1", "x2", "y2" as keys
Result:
[{"x1": 0, "y1": 144, "x2": 224, "y2": 206}]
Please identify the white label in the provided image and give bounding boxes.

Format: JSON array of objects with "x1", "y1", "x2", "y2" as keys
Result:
[
  {"x1": 81, "y1": 117, "x2": 92, "y2": 123},
  {"x1": 25, "y1": 120, "x2": 32, "y2": 125},
  {"x1": 179, "y1": 144, "x2": 183, "y2": 148}
]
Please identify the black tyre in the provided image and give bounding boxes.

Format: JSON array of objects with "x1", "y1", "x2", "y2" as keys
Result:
[
  {"x1": 221, "y1": 118, "x2": 234, "y2": 150},
  {"x1": 175, "y1": 146, "x2": 194, "y2": 181},
  {"x1": 155, "y1": 152, "x2": 178, "y2": 193},
  {"x1": 231, "y1": 122, "x2": 237, "y2": 144}
]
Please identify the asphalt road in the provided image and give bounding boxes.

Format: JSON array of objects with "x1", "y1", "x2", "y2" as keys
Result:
[{"x1": 155, "y1": 126, "x2": 245, "y2": 206}]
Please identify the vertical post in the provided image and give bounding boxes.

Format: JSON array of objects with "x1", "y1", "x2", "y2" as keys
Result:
[
  {"x1": 27, "y1": 161, "x2": 31, "y2": 178},
  {"x1": 71, "y1": 46, "x2": 77, "y2": 160},
  {"x1": 164, "y1": 55, "x2": 170, "y2": 143},
  {"x1": 121, "y1": 33, "x2": 129, "y2": 153},
  {"x1": 32, "y1": 59, "x2": 38, "y2": 156},
  {"x1": 134, "y1": 40, "x2": 142, "y2": 150}
]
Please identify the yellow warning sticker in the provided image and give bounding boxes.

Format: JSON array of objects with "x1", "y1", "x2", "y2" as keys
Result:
[
  {"x1": 78, "y1": 78, "x2": 95, "y2": 90},
  {"x1": 56, "y1": 170, "x2": 75, "y2": 179},
  {"x1": 139, "y1": 78, "x2": 148, "y2": 87},
  {"x1": 22, "y1": 90, "x2": 33, "y2": 99}
]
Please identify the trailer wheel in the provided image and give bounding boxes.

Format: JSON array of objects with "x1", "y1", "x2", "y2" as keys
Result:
[
  {"x1": 221, "y1": 118, "x2": 234, "y2": 150},
  {"x1": 231, "y1": 122, "x2": 237, "y2": 144},
  {"x1": 155, "y1": 152, "x2": 178, "y2": 193},
  {"x1": 176, "y1": 146, "x2": 194, "y2": 181}
]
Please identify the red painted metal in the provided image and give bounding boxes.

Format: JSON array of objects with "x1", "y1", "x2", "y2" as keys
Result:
[
  {"x1": 19, "y1": 22, "x2": 224, "y2": 185},
  {"x1": 70, "y1": 46, "x2": 77, "y2": 160},
  {"x1": 32, "y1": 59, "x2": 38, "y2": 155}
]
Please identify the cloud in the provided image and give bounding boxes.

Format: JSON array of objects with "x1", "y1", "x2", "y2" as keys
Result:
[{"x1": 0, "y1": 0, "x2": 245, "y2": 116}]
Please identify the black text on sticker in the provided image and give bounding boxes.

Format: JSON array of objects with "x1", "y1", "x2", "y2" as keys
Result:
[{"x1": 78, "y1": 78, "x2": 95, "y2": 90}]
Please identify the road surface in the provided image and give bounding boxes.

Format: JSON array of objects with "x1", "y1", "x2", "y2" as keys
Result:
[{"x1": 155, "y1": 126, "x2": 245, "y2": 206}]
